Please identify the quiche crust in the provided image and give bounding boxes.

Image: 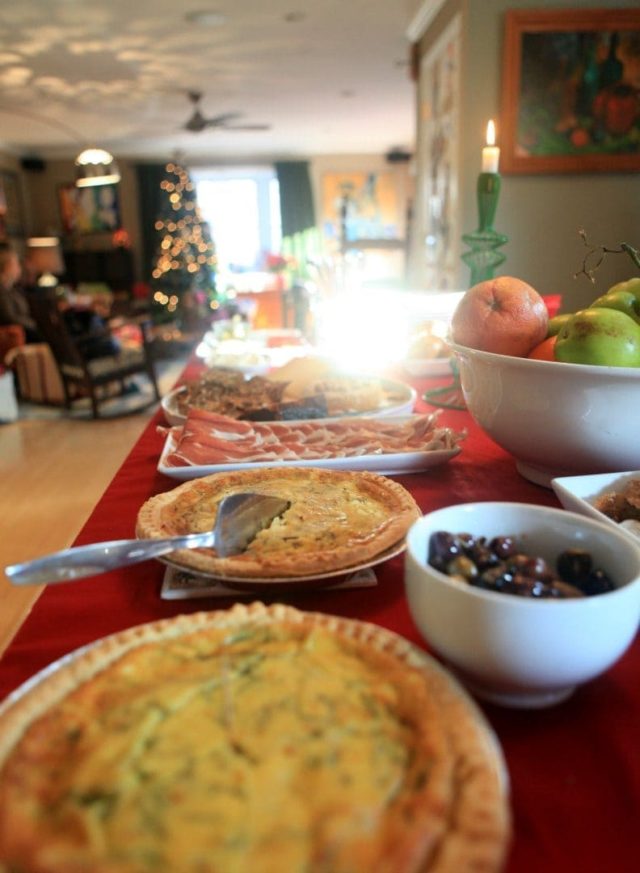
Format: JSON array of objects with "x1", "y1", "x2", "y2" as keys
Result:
[
  {"x1": 136, "y1": 467, "x2": 422, "y2": 578},
  {"x1": 0, "y1": 603, "x2": 510, "y2": 873}
]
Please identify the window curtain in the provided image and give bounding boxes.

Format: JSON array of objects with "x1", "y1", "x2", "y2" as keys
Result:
[
  {"x1": 274, "y1": 161, "x2": 316, "y2": 237},
  {"x1": 275, "y1": 161, "x2": 320, "y2": 283},
  {"x1": 135, "y1": 163, "x2": 167, "y2": 281}
]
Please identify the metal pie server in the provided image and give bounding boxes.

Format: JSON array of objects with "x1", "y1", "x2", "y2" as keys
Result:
[{"x1": 5, "y1": 492, "x2": 291, "y2": 586}]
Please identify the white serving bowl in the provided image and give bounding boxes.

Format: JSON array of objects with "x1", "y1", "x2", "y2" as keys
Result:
[
  {"x1": 405, "y1": 502, "x2": 640, "y2": 709},
  {"x1": 450, "y1": 342, "x2": 640, "y2": 487}
]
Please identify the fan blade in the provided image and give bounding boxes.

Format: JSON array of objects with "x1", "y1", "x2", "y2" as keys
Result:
[
  {"x1": 223, "y1": 124, "x2": 271, "y2": 131},
  {"x1": 204, "y1": 112, "x2": 244, "y2": 127}
]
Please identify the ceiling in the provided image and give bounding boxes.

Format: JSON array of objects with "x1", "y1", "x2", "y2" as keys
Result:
[{"x1": 0, "y1": 0, "x2": 417, "y2": 164}]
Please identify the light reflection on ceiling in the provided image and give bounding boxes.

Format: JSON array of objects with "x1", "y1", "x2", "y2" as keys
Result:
[{"x1": 0, "y1": 0, "x2": 415, "y2": 161}]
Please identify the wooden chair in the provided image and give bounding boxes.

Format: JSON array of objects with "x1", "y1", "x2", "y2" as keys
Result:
[
  {"x1": 28, "y1": 291, "x2": 161, "y2": 419},
  {"x1": 0, "y1": 324, "x2": 26, "y2": 364}
]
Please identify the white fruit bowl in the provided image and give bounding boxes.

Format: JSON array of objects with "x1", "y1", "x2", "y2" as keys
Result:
[
  {"x1": 450, "y1": 342, "x2": 640, "y2": 487},
  {"x1": 405, "y1": 502, "x2": 640, "y2": 709}
]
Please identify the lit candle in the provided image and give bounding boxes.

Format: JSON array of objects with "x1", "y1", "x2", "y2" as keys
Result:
[{"x1": 482, "y1": 119, "x2": 500, "y2": 173}]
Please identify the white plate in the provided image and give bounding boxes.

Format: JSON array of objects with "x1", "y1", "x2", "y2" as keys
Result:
[
  {"x1": 403, "y1": 358, "x2": 453, "y2": 378},
  {"x1": 201, "y1": 354, "x2": 271, "y2": 376},
  {"x1": 161, "y1": 378, "x2": 417, "y2": 427},
  {"x1": 552, "y1": 471, "x2": 640, "y2": 543},
  {"x1": 157, "y1": 539, "x2": 407, "y2": 590},
  {"x1": 157, "y1": 425, "x2": 461, "y2": 479}
]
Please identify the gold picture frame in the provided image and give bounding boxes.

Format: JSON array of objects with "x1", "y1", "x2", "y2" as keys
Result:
[{"x1": 500, "y1": 8, "x2": 640, "y2": 174}]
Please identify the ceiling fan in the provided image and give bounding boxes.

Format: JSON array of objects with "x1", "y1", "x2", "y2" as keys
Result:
[{"x1": 182, "y1": 91, "x2": 271, "y2": 133}]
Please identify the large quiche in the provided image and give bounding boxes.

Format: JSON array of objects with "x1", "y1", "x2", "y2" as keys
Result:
[
  {"x1": 0, "y1": 603, "x2": 511, "y2": 872},
  {"x1": 136, "y1": 467, "x2": 421, "y2": 578}
]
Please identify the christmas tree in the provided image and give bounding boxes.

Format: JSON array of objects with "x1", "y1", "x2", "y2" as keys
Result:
[{"x1": 150, "y1": 161, "x2": 218, "y2": 329}]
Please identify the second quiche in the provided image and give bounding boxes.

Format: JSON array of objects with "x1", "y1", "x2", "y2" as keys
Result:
[{"x1": 136, "y1": 467, "x2": 421, "y2": 578}]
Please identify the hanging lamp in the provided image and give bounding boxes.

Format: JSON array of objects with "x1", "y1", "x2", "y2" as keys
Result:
[{"x1": 75, "y1": 147, "x2": 121, "y2": 187}]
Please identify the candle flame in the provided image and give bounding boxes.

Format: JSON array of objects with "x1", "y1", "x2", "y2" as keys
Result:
[{"x1": 486, "y1": 119, "x2": 496, "y2": 146}]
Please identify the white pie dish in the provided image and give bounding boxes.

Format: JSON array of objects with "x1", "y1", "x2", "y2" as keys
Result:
[
  {"x1": 404, "y1": 502, "x2": 640, "y2": 709},
  {"x1": 158, "y1": 538, "x2": 407, "y2": 590}
]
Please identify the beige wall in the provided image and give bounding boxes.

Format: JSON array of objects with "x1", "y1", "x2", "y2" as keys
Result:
[{"x1": 412, "y1": 0, "x2": 640, "y2": 313}]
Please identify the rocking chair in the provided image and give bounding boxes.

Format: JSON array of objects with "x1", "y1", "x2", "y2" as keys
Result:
[{"x1": 28, "y1": 291, "x2": 161, "y2": 419}]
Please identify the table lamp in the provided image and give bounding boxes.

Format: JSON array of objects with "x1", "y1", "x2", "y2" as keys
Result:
[{"x1": 26, "y1": 237, "x2": 64, "y2": 288}]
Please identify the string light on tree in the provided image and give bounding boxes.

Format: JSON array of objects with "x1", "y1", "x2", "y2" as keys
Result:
[{"x1": 150, "y1": 161, "x2": 219, "y2": 327}]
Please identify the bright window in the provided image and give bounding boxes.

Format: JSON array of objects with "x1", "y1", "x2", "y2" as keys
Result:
[{"x1": 191, "y1": 167, "x2": 281, "y2": 283}]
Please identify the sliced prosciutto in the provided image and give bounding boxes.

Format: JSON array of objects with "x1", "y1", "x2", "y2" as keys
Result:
[{"x1": 161, "y1": 408, "x2": 465, "y2": 467}]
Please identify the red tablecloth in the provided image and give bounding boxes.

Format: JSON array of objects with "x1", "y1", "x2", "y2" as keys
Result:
[{"x1": 1, "y1": 371, "x2": 638, "y2": 873}]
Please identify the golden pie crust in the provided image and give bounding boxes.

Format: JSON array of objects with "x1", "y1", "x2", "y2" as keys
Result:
[
  {"x1": 136, "y1": 467, "x2": 421, "y2": 578},
  {"x1": 0, "y1": 603, "x2": 511, "y2": 872}
]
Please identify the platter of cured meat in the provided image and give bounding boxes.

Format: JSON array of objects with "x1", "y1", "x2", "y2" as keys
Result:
[
  {"x1": 160, "y1": 362, "x2": 417, "y2": 427},
  {"x1": 157, "y1": 408, "x2": 464, "y2": 479}
]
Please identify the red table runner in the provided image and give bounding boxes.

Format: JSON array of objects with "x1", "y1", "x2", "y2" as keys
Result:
[{"x1": 1, "y1": 373, "x2": 638, "y2": 873}]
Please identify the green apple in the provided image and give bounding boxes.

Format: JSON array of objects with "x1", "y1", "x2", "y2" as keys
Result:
[
  {"x1": 547, "y1": 313, "x2": 572, "y2": 337},
  {"x1": 590, "y1": 289, "x2": 640, "y2": 325},
  {"x1": 555, "y1": 308, "x2": 640, "y2": 367},
  {"x1": 606, "y1": 277, "x2": 640, "y2": 303}
]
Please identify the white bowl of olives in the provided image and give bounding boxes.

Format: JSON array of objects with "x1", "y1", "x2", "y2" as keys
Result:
[{"x1": 405, "y1": 502, "x2": 640, "y2": 709}]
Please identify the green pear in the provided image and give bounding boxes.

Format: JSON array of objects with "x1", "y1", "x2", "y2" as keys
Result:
[
  {"x1": 547, "y1": 313, "x2": 572, "y2": 337},
  {"x1": 606, "y1": 277, "x2": 640, "y2": 303},
  {"x1": 555, "y1": 308, "x2": 640, "y2": 367},
  {"x1": 590, "y1": 289, "x2": 640, "y2": 324}
]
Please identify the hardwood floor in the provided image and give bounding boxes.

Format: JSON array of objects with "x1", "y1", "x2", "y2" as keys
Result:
[{"x1": 0, "y1": 361, "x2": 185, "y2": 656}]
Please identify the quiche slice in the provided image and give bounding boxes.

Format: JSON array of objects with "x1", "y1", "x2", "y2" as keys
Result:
[
  {"x1": 136, "y1": 467, "x2": 422, "y2": 578},
  {"x1": 0, "y1": 603, "x2": 511, "y2": 873}
]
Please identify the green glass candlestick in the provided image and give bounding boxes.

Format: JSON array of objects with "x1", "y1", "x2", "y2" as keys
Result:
[{"x1": 461, "y1": 172, "x2": 508, "y2": 286}]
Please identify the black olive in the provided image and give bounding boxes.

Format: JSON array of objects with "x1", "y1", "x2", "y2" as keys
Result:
[
  {"x1": 557, "y1": 549, "x2": 593, "y2": 584},
  {"x1": 472, "y1": 545, "x2": 502, "y2": 570},
  {"x1": 428, "y1": 531, "x2": 462, "y2": 571},
  {"x1": 505, "y1": 574, "x2": 550, "y2": 598},
  {"x1": 457, "y1": 532, "x2": 477, "y2": 552},
  {"x1": 521, "y1": 555, "x2": 553, "y2": 582},
  {"x1": 577, "y1": 569, "x2": 615, "y2": 597},
  {"x1": 489, "y1": 535, "x2": 517, "y2": 559}
]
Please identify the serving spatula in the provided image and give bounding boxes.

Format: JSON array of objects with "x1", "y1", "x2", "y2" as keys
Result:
[{"x1": 5, "y1": 493, "x2": 290, "y2": 586}]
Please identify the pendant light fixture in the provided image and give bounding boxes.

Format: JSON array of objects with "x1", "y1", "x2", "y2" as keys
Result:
[{"x1": 75, "y1": 147, "x2": 121, "y2": 187}]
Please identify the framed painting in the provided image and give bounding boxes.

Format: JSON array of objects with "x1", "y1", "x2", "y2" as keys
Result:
[
  {"x1": 500, "y1": 8, "x2": 640, "y2": 174},
  {"x1": 320, "y1": 171, "x2": 403, "y2": 249},
  {"x1": 58, "y1": 183, "x2": 121, "y2": 235}
]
